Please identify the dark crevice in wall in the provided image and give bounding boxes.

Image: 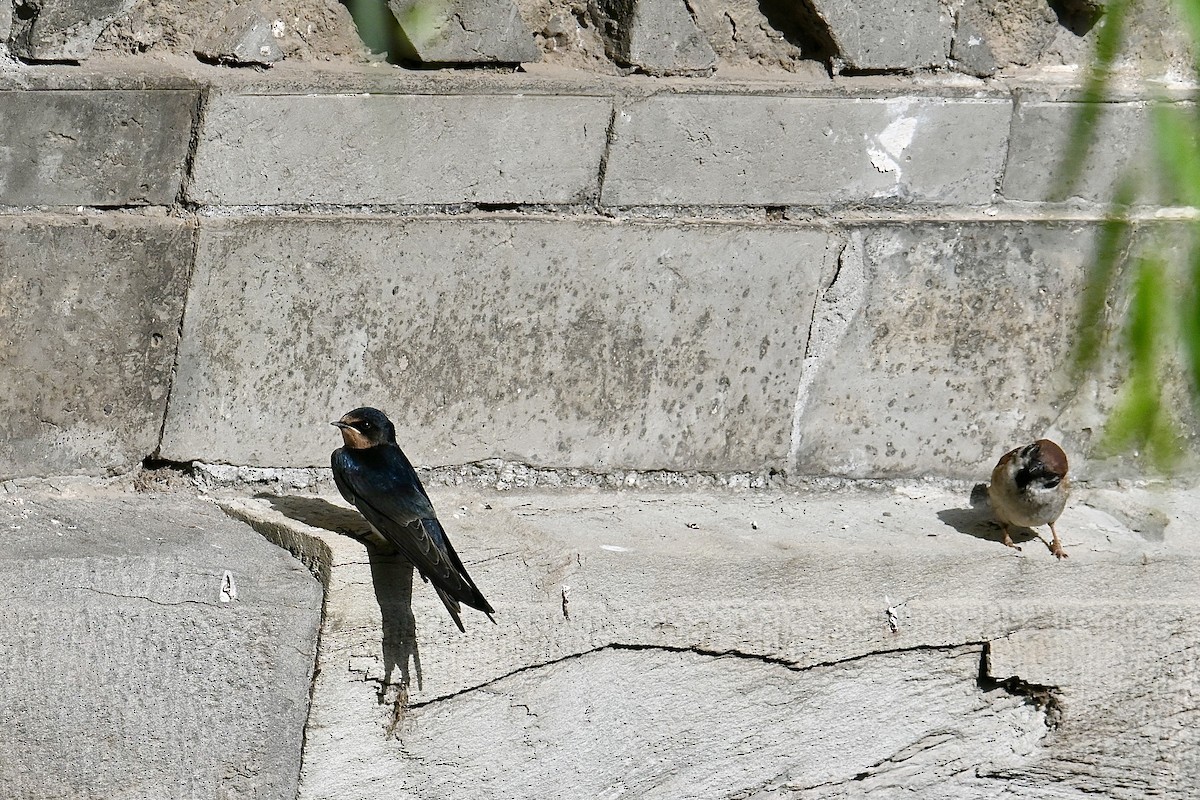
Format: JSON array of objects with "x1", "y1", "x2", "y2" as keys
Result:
[
  {"x1": 1048, "y1": 0, "x2": 1105, "y2": 37},
  {"x1": 760, "y1": 0, "x2": 837, "y2": 66},
  {"x1": 341, "y1": 0, "x2": 408, "y2": 65}
]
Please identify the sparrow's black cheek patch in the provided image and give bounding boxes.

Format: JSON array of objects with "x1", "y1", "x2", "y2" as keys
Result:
[{"x1": 1014, "y1": 468, "x2": 1033, "y2": 490}]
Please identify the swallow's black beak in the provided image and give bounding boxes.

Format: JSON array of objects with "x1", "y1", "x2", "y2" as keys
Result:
[{"x1": 331, "y1": 421, "x2": 351, "y2": 429}]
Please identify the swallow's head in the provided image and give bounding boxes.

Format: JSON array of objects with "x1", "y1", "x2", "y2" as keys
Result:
[
  {"x1": 332, "y1": 406, "x2": 396, "y2": 449},
  {"x1": 1012, "y1": 439, "x2": 1068, "y2": 491}
]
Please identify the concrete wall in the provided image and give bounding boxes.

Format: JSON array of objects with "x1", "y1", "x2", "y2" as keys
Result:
[{"x1": 1, "y1": 1, "x2": 1196, "y2": 484}]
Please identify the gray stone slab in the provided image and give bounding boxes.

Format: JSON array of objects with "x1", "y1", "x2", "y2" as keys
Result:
[
  {"x1": 791, "y1": 221, "x2": 1164, "y2": 480},
  {"x1": 601, "y1": 94, "x2": 1011, "y2": 206},
  {"x1": 811, "y1": 0, "x2": 951, "y2": 72},
  {"x1": 8, "y1": 0, "x2": 135, "y2": 61},
  {"x1": 194, "y1": 5, "x2": 284, "y2": 66},
  {"x1": 187, "y1": 93, "x2": 611, "y2": 205},
  {"x1": 0, "y1": 492, "x2": 322, "y2": 800},
  {"x1": 160, "y1": 217, "x2": 834, "y2": 471},
  {"x1": 592, "y1": 0, "x2": 717, "y2": 75},
  {"x1": 0, "y1": 90, "x2": 197, "y2": 206},
  {"x1": 389, "y1": 0, "x2": 539, "y2": 64},
  {"x1": 0, "y1": 216, "x2": 192, "y2": 480},
  {"x1": 223, "y1": 481, "x2": 1200, "y2": 799},
  {"x1": 1002, "y1": 99, "x2": 1166, "y2": 204}
]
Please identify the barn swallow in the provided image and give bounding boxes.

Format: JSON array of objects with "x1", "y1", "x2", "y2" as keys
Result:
[
  {"x1": 987, "y1": 439, "x2": 1070, "y2": 559},
  {"x1": 331, "y1": 406, "x2": 495, "y2": 631}
]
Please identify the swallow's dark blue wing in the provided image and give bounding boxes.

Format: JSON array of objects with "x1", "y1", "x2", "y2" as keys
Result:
[{"x1": 331, "y1": 445, "x2": 494, "y2": 622}]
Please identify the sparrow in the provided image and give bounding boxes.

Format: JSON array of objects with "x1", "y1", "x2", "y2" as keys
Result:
[
  {"x1": 987, "y1": 439, "x2": 1071, "y2": 559},
  {"x1": 331, "y1": 406, "x2": 495, "y2": 631}
]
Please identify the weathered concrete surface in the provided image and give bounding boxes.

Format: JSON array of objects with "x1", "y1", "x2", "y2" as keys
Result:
[
  {"x1": 811, "y1": 0, "x2": 951, "y2": 72},
  {"x1": 224, "y1": 479, "x2": 1200, "y2": 799},
  {"x1": 791, "y1": 222, "x2": 1126, "y2": 479},
  {"x1": 389, "y1": 0, "x2": 540, "y2": 64},
  {"x1": 161, "y1": 217, "x2": 834, "y2": 471},
  {"x1": 0, "y1": 215, "x2": 193, "y2": 480},
  {"x1": 0, "y1": 90, "x2": 197, "y2": 206},
  {"x1": 591, "y1": 0, "x2": 717, "y2": 75},
  {"x1": 9, "y1": 0, "x2": 136, "y2": 61},
  {"x1": 601, "y1": 95, "x2": 1011, "y2": 206},
  {"x1": 1002, "y1": 99, "x2": 1162, "y2": 204},
  {"x1": 187, "y1": 93, "x2": 611, "y2": 205},
  {"x1": 0, "y1": 490, "x2": 323, "y2": 799}
]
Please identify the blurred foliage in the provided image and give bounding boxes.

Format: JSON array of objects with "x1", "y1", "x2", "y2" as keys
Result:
[
  {"x1": 1060, "y1": 0, "x2": 1200, "y2": 468},
  {"x1": 343, "y1": 0, "x2": 445, "y2": 64}
]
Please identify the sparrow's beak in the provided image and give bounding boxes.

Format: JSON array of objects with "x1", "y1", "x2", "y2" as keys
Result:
[{"x1": 331, "y1": 421, "x2": 351, "y2": 429}]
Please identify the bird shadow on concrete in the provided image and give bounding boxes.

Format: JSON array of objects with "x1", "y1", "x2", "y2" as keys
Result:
[
  {"x1": 256, "y1": 494, "x2": 424, "y2": 695},
  {"x1": 936, "y1": 483, "x2": 1039, "y2": 551}
]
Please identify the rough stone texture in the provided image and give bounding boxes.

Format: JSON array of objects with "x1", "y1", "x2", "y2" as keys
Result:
[
  {"x1": 1002, "y1": 99, "x2": 1164, "y2": 204},
  {"x1": 601, "y1": 94, "x2": 1011, "y2": 206},
  {"x1": 94, "y1": 0, "x2": 364, "y2": 60},
  {"x1": 0, "y1": 216, "x2": 193, "y2": 480},
  {"x1": 187, "y1": 93, "x2": 611, "y2": 206},
  {"x1": 223, "y1": 480, "x2": 1200, "y2": 799},
  {"x1": 389, "y1": 0, "x2": 540, "y2": 64},
  {"x1": 788, "y1": 221, "x2": 1200, "y2": 480},
  {"x1": 810, "y1": 0, "x2": 951, "y2": 72},
  {"x1": 0, "y1": 90, "x2": 197, "y2": 207},
  {"x1": 954, "y1": 0, "x2": 1059, "y2": 68},
  {"x1": 591, "y1": 0, "x2": 717, "y2": 75},
  {"x1": 160, "y1": 217, "x2": 835, "y2": 471},
  {"x1": 951, "y1": 8, "x2": 998, "y2": 76},
  {"x1": 0, "y1": 2, "x2": 13, "y2": 53},
  {"x1": 194, "y1": 5, "x2": 284, "y2": 66},
  {"x1": 9, "y1": 0, "x2": 136, "y2": 61},
  {"x1": 0, "y1": 491, "x2": 322, "y2": 800},
  {"x1": 687, "y1": 0, "x2": 831, "y2": 72}
]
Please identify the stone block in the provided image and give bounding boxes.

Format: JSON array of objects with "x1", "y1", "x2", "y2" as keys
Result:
[
  {"x1": 9, "y1": 0, "x2": 136, "y2": 61},
  {"x1": 0, "y1": 90, "x2": 197, "y2": 207},
  {"x1": 0, "y1": 492, "x2": 322, "y2": 799},
  {"x1": 601, "y1": 94, "x2": 1011, "y2": 207},
  {"x1": 389, "y1": 0, "x2": 539, "y2": 64},
  {"x1": 160, "y1": 217, "x2": 835, "y2": 471},
  {"x1": 954, "y1": 0, "x2": 1059, "y2": 69},
  {"x1": 0, "y1": 216, "x2": 192, "y2": 480},
  {"x1": 810, "y1": 0, "x2": 951, "y2": 71},
  {"x1": 592, "y1": 0, "x2": 717, "y2": 75},
  {"x1": 1002, "y1": 99, "x2": 1165, "y2": 204},
  {"x1": 187, "y1": 93, "x2": 611, "y2": 206},
  {"x1": 194, "y1": 5, "x2": 284, "y2": 66},
  {"x1": 223, "y1": 482, "x2": 1200, "y2": 799},
  {"x1": 790, "y1": 221, "x2": 1137, "y2": 479},
  {"x1": 951, "y1": 8, "x2": 998, "y2": 76}
]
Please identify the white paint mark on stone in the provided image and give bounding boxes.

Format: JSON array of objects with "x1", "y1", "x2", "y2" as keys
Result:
[{"x1": 600, "y1": 545, "x2": 629, "y2": 552}]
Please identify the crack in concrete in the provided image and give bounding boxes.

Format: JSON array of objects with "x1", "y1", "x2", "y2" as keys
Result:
[
  {"x1": 61, "y1": 585, "x2": 218, "y2": 608},
  {"x1": 408, "y1": 640, "x2": 990, "y2": 709}
]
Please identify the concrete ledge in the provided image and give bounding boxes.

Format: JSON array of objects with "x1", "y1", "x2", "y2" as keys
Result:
[
  {"x1": 0, "y1": 90, "x2": 197, "y2": 206},
  {"x1": 0, "y1": 491, "x2": 323, "y2": 799},
  {"x1": 601, "y1": 95, "x2": 1012, "y2": 206},
  {"x1": 187, "y1": 94, "x2": 613, "y2": 205},
  {"x1": 161, "y1": 216, "x2": 835, "y2": 471},
  {"x1": 224, "y1": 481, "x2": 1200, "y2": 799},
  {"x1": 0, "y1": 215, "x2": 193, "y2": 480}
]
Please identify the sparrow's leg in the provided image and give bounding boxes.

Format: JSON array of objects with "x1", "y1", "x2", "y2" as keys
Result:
[
  {"x1": 1000, "y1": 525, "x2": 1022, "y2": 552},
  {"x1": 1046, "y1": 522, "x2": 1068, "y2": 559}
]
